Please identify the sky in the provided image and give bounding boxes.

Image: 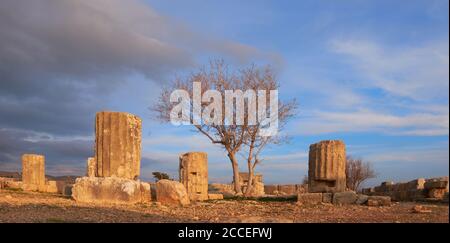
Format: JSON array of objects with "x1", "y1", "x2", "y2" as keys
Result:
[{"x1": 0, "y1": 0, "x2": 448, "y2": 187}]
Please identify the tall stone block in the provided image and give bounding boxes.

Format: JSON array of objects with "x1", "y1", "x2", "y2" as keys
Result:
[
  {"x1": 95, "y1": 111, "x2": 142, "y2": 180},
  {"x1": 22, "y1": 154, "x2": 46, "y2": 191},
  {"x1": 308, "y1": 140, "x2": 346, "y2": 193},
  {"x1": 86, "y1": 157, "x2": 96, "y2": 177},
  {"x1": 179, "y1": 152, "x2": 208, "y2": 201}
]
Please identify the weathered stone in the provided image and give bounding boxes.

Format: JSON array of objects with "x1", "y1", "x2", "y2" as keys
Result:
[
  {"x1": 278, "y1": 185, "x2": 297, "y2": 195},
  {"x1": 332, "y1": 191, "x2": 357, "y2": 205},
  {"x1": 237, "y1": 172, "x2": 265, "y2": 197},
  {"x1": 264, "y1": 185, "x2": 278, "y2": 195},
  {"x1": 424, "y1": 177, "x2": 448, "y2": 190},
  {"x1": 428, "y1": 188, "x2": 446, "y2": 199},
  {"x1": 45, "y1": 180, "x2": 66, "y2": 193},
  {"x1": 208, "y1": 183, "x2": 235, "y2": 197},
  {"x1": 4, "y1": 180, "x2": 22, "y2": 189},
  {"x1": 322, "y1": 193, "x2": 333, "y2": 203},
  {"x1": 95, "y1": 111, "x2": 142, "y2": 180},
  {"x1": 179, "y1": 152, "x2": 208, "y2": 201},
  {"x1": 297, "y1": 193, "x2": 322, "y2": 205},
  {"x1": 411, "y1": 205, "x2": 431, "y2": 213},
  {"x1": 21, "y1": 154, "x2": 46, "y2": 191},
  {"x1": 156, "y1": 179, "x2": 190, "y2": 206},
  {"x1": 208, "y1": 193, "x2": 224, "y2": 200},
  {"x1": 361, "y1": 187, "x2": 374, "y2": 195},
  {"x1": 86, "y1": 157, "x2": 96, "y2": 177},
  {"x1": 308, "y1": 140, "x2": 346, "y2": 193},
  {"x1": 356, "y1": 194, "x2": 369, "y2": 205},
  {"x1": 71, "y1": 177, "x2": 151, "y2": 204},
  {"x1": 367, "y1": 196, "x2": 391, "y2": 206}
]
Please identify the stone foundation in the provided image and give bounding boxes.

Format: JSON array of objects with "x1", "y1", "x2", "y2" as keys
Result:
[
  {"x1": 362, "y1": 177, "x2": 448, "y2": 202},
  {"x1": 71, "y1": 177, "x2": 151, "y2": 204}
]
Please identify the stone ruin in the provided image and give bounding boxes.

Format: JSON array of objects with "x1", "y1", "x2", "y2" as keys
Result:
[
  {"x1": 86, "y1": 157, "x2": 96, "y2": 177},
  {"x1": 179, "y1": 152, "x2": 208, "y2": 201},
  {"x1": 297, "y1": 140, "x2": 391, "y2": 207},
  {"x1": 21, "y1": 154, "x2": 46, "y2": 191},
  {"x1": 264, "y1": 184, "x2": 307, "y2": 196},
  {"x1": 236, "y1": 172, "x2": 265, "y2": 197},
  {"x1": 72, "y1": 111, "x2": 151, "y2": 204},
  {"x1": 362, "y1": 177, "x2": 449, "y2": 202},
  {"x1": 308, "y1": 140, "x2": 346, "y2": 193},
  {"x1": 94, "y1": 111, "x2": 142, "y2": 179}
]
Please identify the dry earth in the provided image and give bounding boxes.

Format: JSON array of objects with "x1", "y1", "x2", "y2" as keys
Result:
[{"x1": 0, "y1": 189, "x2": 448, "y2": 223}]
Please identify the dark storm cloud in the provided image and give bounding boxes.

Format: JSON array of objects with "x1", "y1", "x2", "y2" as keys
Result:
[{"x1": 0, "y1": 0, "x2": 269, "y2": 174}]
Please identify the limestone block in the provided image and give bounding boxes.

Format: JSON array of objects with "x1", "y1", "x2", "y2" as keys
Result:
[
  {"x1": 278, "y1": 185, "x2": 297, "y2": 195},
  {"x1": 22, "y1": 154, "x2": 46, "y2": 191},
  {"x1": 208, "y1": 193, "x2": 224, "y2": 200},
  {"x1": 179, "y1": 152, "x2": 208, "y2": 201},
  {"x1": 424, "y1": 177, "x2": 448, "y2": 190},
  {"x1": 156, "y1": 179, "x2": 190, "y2": 206},
  {"x1": 45, "y1": 180, "x2": 66, "y2": 193},
  {"x1": 367, "y1": 196, "x2": 391, "y2": 206},
  {"x1": 297, "y1": 193, "x2": 322, "y2": 205},
  {"x1": 264, "y1": 185, "x2": 278, "y2": 195},
  {"x1": 95, "y1": 111, "x2": 142, "y2": 179},
  {"x1": 428, "y1": 188, "x2": 446, "y2": 199},
  {"x1": 322, "y1": 193, "x2": 333, "y2": 203},
  {"x1": 308, "y1": 140, "x2": 346, "y2": 193},
  {"x1": 356, "y1": 194, "x2": 369, "y2": 205},
  {"x1": 332, "y1": 191, "x2": 357, "y2": 205},
  {"x1": 86, "y1": 157, "x2": 96, "y2": 177},
  {"x1": 72, "y1": 177, "x2": 150, "y2": 204}
]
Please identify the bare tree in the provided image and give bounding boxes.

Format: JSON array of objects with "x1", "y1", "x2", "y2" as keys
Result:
[
  {"x1": 152, "y1": 60, "x2": 297, "y2": 196},
  {"x1": 345, "y1": 156, "x2": 376, "y2": 191}
]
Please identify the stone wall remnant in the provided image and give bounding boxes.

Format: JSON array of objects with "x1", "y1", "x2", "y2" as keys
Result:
[
  {"x1": 308, "y1": 140, "x2": 346, "y2": 193},
  {"x1": 179, "y1": 152, "x2": 208, "y2": 201}
]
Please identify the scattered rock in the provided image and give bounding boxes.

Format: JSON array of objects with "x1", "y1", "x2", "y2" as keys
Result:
[
  {"x1": 356, "y1": 194, "x2": 369, "y2": 205},
  {"x1": 412, "y1": 205, "x2": 432, "y2": 214},
  {"x1": 322, "y1": 193, "x2": 333, "y2": 203},
  {"x1": 156, "y1": 179, "x2": 190, "y2": 206},
  {"x1": 367, "y1": 196, "x2": 391, "y2": 207},
  {"x1": 332, "y1": 191, "x2": 357, "y2": 205},
  {"x1": 208, "y1": 193, "x2": 224, "y2": 200},
  {"x1": 297, "y1": 193, "x2": 322, "y2": 205}
]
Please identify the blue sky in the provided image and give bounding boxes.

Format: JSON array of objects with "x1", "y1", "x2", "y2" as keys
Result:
[{"x1": 0, "y1": 0, "x2": 448, "y2": 187}]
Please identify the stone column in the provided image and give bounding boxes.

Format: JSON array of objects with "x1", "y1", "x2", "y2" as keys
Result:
[
  {"x1": 179, "y1": 152, "x2": 208, "y2": 201},
  {"x1": 86, "y1": 157, "x2": 96, "y2": 177},
  {"x1": 95, "y1": 111, "x2": 142, "y2": 180},
  {"x1": 308, "y1": 140, "x2": 346, "y2": 193},
  {"x1": 22, "y1": 154, "x2": 46, "y2": 191}
]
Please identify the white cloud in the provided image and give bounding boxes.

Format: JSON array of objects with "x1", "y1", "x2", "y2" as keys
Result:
[
  {"x1": 330, "y1": 39, "x2": 449, "y2": 100},
  {"x1": 293, "y1": 109, "x2": 449, "y2": 136}
]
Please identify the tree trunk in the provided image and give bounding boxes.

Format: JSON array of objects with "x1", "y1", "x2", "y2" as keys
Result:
[
  {"x1": 228, "y1": 152, "x2": 242, "y2": 195},
  {"x1": 244, "y1": 166, "x2": 254, "y2": 197}
]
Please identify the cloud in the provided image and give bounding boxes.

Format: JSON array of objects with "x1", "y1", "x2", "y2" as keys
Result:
[
  {"x1": 0, "y1": 0, "x2": 274, "y2": 174},
  {"x1": 293, "y1": 109, "x2": 449, "y2": 136},
  {"x1": 330, "y1": 39, "x2": 449, "y2": 100},
  {"x1": 0, "y1": 128, "x2": 92, "y2": 175}
]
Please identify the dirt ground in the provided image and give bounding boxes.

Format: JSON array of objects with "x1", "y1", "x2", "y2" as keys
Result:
[{"x1": 0, "y1": 189, "x2": 448, "y2": 223}]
